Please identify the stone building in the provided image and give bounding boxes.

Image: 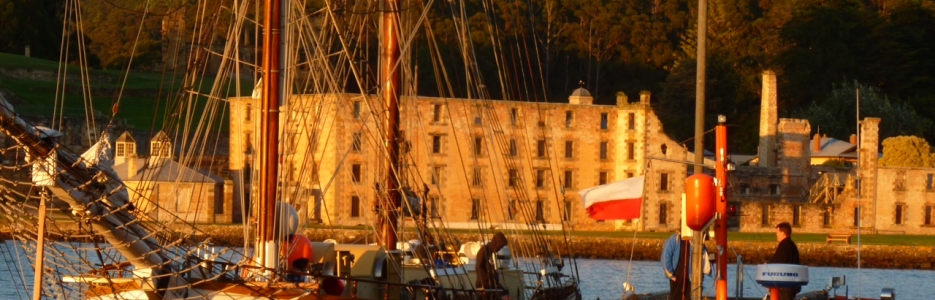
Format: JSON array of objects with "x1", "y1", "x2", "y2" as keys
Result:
[
  {"x1": 228, "y1": 89, "x2": 692, "y2": 231},
  {"x1": 730, "y1": 71, "x2": 935, "y2": 235},
  {"x1": 113, "y1": 131, "x2": 235, "y2": 224}
]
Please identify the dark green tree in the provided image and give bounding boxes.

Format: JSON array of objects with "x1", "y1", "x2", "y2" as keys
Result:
[
  {"x1": 0, "y1": 0, "x2": 64, "y2": 60},
  {"x1": 793, "y1": 80, "x2": 931, "y2": 142}
]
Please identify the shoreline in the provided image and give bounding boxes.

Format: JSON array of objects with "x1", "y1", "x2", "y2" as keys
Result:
[{"x1": 3, "y1": 224, "x2": 933, "y2": 270}]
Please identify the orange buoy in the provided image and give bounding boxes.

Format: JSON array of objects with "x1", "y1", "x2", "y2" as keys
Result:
[{"x1": 685, "y1": 174, "x2": 716, "y2": 230}]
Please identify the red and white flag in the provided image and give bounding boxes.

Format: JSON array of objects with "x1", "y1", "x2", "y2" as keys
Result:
[{"x1": 578, "y1": 176, "x2": 644, "y2": 220}]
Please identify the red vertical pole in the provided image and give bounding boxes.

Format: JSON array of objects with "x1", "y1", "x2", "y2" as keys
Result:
[
  {"x1": 715, "y1": 115, "x2": 729, "y2": 300},
  {"x1": 378, "y1": 0, "x2": 400, "y2": 250},
  {"x1": 258, "y1": 0, "x2": 282, "y2": 269}
]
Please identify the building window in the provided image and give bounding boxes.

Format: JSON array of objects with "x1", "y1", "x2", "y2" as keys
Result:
[
  {"x1": 761, "y1": 204, "x2": 770, "y2": 226},
  {"x1": 659, "y1": 203, "x2": 668, "y2": 225},
  {"x1": 429, "y1": 196, "x2": 440, "y2": 218},
  {"x1": 245, "y1": 133, "x2": 253, "y2": 153},
  {"x1": 769, "y1": 184, "x2": 780, "y2": 196},
  {"x1": 508, "y1": 200, "x2": 518, "y2": 220},
  {"x1": 509, "y1": 139, "x2": 518, "y2": 156},
  {"x1": 353, "y1": 101, "x2": 361, "y2": 119},
  {"x1": 740, "y1": 183, "x2": 751, "y2": 196},
  {"x1": 792, "y1": 205, "x2": 801, "y2": 226},
  {"x1": 538, "y1": 119, "x2": 545, "y2": 127},
  {"x1": 431, "y1": 166, "x2": 442, "y2": 185},
  {"x1": 928, "y1": 174, "x2": 934, "y2": 191},
  {"x1": 895, "y1": 204, "x2": 905, "y2": 225},
  {"x1": 537, "y1": 140, "x2": 546, "y2": 157},
  {"x1": 474, "y1": 106, "x2": 483, "y2": 125},
  {"x1": 563, "y1": 201, "x2": 573, "y2": 222},
  {"x1": 352, "y1": 132, "x2": 362, "y2": 152},
  {"x1": 351, "y1": 164, "x2": 361, "y2": 183},
  {"x1": 433, "y1": 104, "x2": 442, "y2": 122},
  {"x1": 823, "y1": 207, "x2": 832, "y2": 227},
  {"x1": 536, "y1": 170, "x2": 546, "y2": 188},
  {"x1": 660, "y1": 173, "x2": 669, "y2": 191},
  {"x1": 510, "y1": 108, "x2": 518, "y2": 125},
  {"x1": 471, "y1": 199, "x2": 480, "y2": 219},
  {"x1": 473, "y1": 168, "x2": 483, "y2": 187},
  {"x1": 351, "y1": 196, "x2": 360, "y2": 217},
  {"x1": 926, "y1": 205, "x2": 933, "y2": 226},
  {"x1": 628, "y1": 113, "x2": 635, "y2": 130},
  {"x1": 564, "y1": 170, "x2": 573, "y2": 188},
  {"x1": 600, "y1": 113, "x2": 609, "y2": 130},
  {"x1": 214, "y1": 194, "x2": 224, "y2": 214},
  {"x1": 116, "y1": 143, "x2": 126, "y2": 157},
  {"x1": 508, "y1": 169, "x2": 519, "y2": 187},
  {"x1": 536, "y1": 200, "x2": 545, "y2": 222},
  {"x1": 627, "y1": 142, "x2": 635, "y2": 160},
  {"x1": 565, "y1": 111, "x2": 574, "y2": 128},
  {"x1": 854, "y1": 207, "x2": 860, "y2": 227},
  {"x1": 600, "y1": 141, "x2": 608, "y2": 160},
  {"x1": 474, "y1": 136, "x2": 484, "y2": 156},
  {"x1": 599, "y1": 171, "x2": 608, "y2": 185},
  {"x1": 565, "y1": 141, "x2": 574, "y2": 159},
  {"x1": 432, "y1": 135, "x2": 442, "y2": 154},
  {"x1": 627, "y1": 172, "x2": 634, "y2": 178},
  {"x1": 245, "y1": 104, "x2": 252, "y2": 121}
]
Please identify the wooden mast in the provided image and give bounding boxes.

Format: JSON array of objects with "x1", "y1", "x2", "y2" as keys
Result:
[
  {"x1": 378, "y1": 0, "x2": 401, "y2": 251},
  {"x1": 258, "y1": 0, "x2": 283, "y2": 270}
]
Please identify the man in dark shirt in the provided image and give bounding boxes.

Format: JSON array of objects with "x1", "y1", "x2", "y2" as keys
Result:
[
  {"x1": 769, "y1": 222, "x2": 801, "y2": 300},
  {"x1": 476, "y1": 232, "x2": 512, "y2": 300}
]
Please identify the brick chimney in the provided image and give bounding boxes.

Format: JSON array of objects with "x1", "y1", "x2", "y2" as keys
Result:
[
  {"x1": 850, "y1": 134, "x2": 857, "y2": 145},
  {"x1": 615, "y1": 91, "x2": 629, "y2": 106},
  {"x1": 639, "y1": 90, "x2": 651, "y2": 104},
  {"x1": 758, "y1": 70, "x2": 778, "y2": 167},
  {"x1": 813, "y1": 133, "x2": 821, "y2": 153}
]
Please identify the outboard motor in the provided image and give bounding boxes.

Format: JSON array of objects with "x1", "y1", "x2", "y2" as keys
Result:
[{"x1": 755, "y1": 264, "x2": 808, "y2": 299}]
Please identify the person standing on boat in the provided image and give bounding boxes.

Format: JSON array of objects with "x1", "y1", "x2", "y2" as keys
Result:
[
  {"x1": 475, "y1": 232, "x2": 512, "y2": 300},
  {"x1": 661, "y1": 231, "x2": 711, "y2": 300},
  {"x1": 769, "y1": 222, "x2": 801, "y2": 300}
]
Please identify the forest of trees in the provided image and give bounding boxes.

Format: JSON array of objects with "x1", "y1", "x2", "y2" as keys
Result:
[{"x1": 2, "y1": 0, "x2": 935, "y2": 153}]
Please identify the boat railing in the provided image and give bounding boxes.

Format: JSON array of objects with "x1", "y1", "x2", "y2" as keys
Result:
[{"x1": 201, "y1": 258, "x2": 506, "y2": 300}]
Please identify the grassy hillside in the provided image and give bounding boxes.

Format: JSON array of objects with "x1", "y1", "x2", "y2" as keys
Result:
[{"x1": 0, "y1": 52, "x2": 245, "y2": 132}]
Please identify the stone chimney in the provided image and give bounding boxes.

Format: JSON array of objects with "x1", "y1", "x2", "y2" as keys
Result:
[
  {"x1": 639, "y1": 90, "x2": 651, "y2": 104},
  {"x1": 813, "y1": 133, "x2": 821, "y2": 153},
  {"x1": 850, "y1": 134, "x2": 857, "y2": 145},
  {"x1": 858, "y1": 117, "x2": 881, "y2": 226},
  {"x1": 568, "y1": 81, "x2": 593, "y2": 105},
  {"x1": 615, "y1": 91, "x2": 629, "y2": 106},
  {"x1": 779, "y1": 119, "x2": 812, "y2": 199},
  {"x1": 758, "y1": 70, "x2": 778, "y2": 167}
]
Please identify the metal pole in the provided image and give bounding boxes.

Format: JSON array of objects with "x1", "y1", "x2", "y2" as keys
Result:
[
  {"x1": 693, "y1": 0, "x2": 707, "y2": 176},
  {"x1": 691, "y1": 0, "x2": 708, "y2": 297},
  {"x1": 715, "y1": 116, "x2": 728, "y2": 300},
  {"x1": 735, "y1": 256, "x2": 743, "y2": 299}
]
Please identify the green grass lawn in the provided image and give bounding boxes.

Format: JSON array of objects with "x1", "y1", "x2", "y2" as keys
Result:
[{"x1": 0, "y1": 52, "x2": 247, "y2": 132}]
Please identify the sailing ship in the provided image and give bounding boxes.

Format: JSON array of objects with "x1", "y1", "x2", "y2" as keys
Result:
[{"x1": 0, "y1": 0, "x2": 582, "y2": 299}]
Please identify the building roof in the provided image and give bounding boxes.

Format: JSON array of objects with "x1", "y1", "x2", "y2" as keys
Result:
[
  {"x1": 127, "y1": 158, "x2": 222, "y2": 183},
  {"x1": 810, "y1": 136, "x2": 857, "y2": 158},
  {"x1": 115, "y1": 131, "x2": 136, "y2": 143},
  {"x1": 571, "y1": 87, "x2": 591, "y2": 97}
]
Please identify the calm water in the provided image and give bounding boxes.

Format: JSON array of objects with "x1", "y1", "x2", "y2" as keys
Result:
[{"x1": 3, "y1": 240, "x2": 934, "y2": 299}]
